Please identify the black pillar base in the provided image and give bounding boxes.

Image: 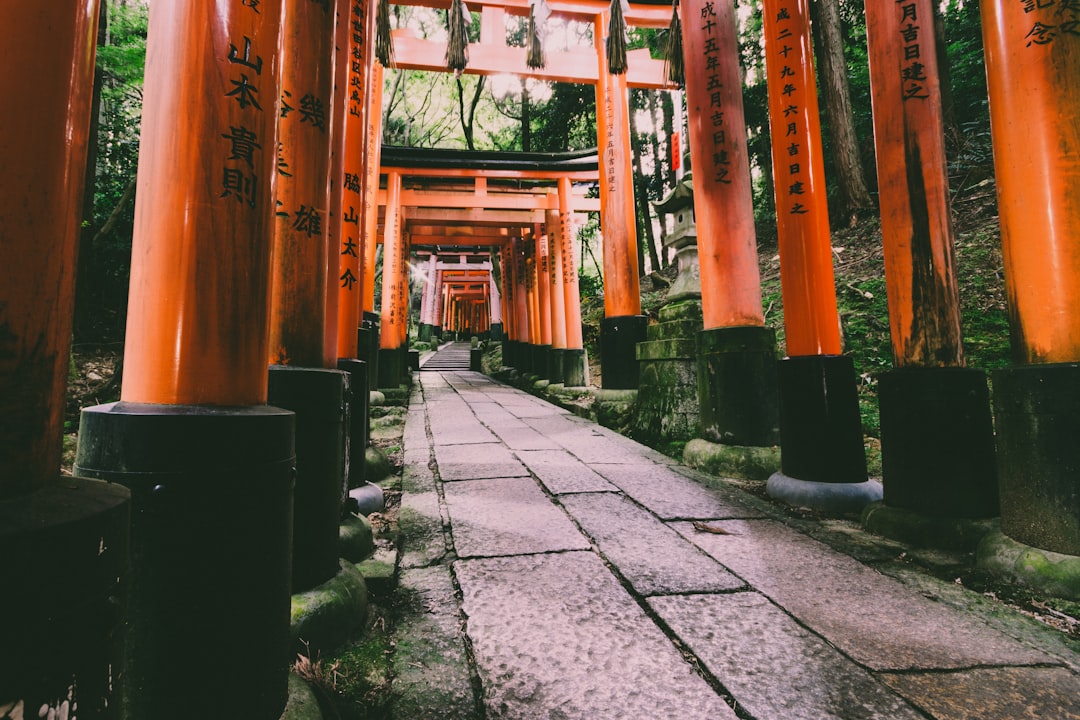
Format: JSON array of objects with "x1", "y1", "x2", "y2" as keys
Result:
[
  {"x1": 535, "y1": 344, "x2": 553, "y2": 380},
  {"x1": 697, "y1": 326, "x2": 780, "y2": 447},
  {"x1": 268, "y1": 366, "x2": 347, "y2": 592},
  {"x1": 408, "y1": 348, "x2": 420, "y2": 371},
  {"x1": 502, "y1": 339, "x2": 514, "y2": 368},
  {"x1": 564, "y1": 349, "x2": 589, "y2": 387},
  {"x1": 75, "y1": 403, "x2": 295, "y2": 719},
  {"x1": 549, "y1": 347, "x2": 566, "y2": 385},
  {"x1": 337, "y1": 359, "x2": 370, "y2": 490},
  {"x1": 418, "y1": 323, "x2": 433, "y2": 342},
  {"x1": 358, "y1": 315, "x2": 380, "y2": 391},
  {"x1": 879, "y1": 366, "x2": 998, "y2": 518},
  {"x1": 470, "y1": 347, "x2": 483, "y2": 371},
  {"x1": 778, "y1": 354, "x2": 867, "y2": 484},
  {"x1": 600, "y1": 315, "x2": 648, "y2": 389},
  {"x1": 1, "y1": 477, "x2": 130, "y2": 718},
  {"x1": 378, "y1": 347, "x2": 404, "y2": 389},
  {"x1": 994, "y1": 362, "x2": 1080, "y2": 555}
]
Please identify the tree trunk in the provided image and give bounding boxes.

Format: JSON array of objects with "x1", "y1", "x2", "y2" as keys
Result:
[
  {"x1": 457, "y1": 75, "x2": 486, "y2": 150},
  {"x1": 649, "y1": 91, "x2": 670, "y2": 266},
  {"x1": 809, "y1": 0, "x2": 874, "y2": 223},
  {"x1": 521, "y1": 80, "x2": 532, "y2": 152},
  {"x1": 932, "y1": 6, "x2": 958, "y2": 142}
]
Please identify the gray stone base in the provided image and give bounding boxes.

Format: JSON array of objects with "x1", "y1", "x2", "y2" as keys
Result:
[
  {"x1": 365, "y1": 445, "x2": 393, "y2": 483},
  {"x1": 766, "y1": 472, "x2": 883, "y2": 516},
  {"x1": 290, "y1": 560, "x2": 369, "y2": 657},
  {"x1": 339, "y1": 514, "x2": 376, "y2": 562},
  {"x1": 280, "y1": 673, "x2": 325, "y2": 720},
  {"x1": 349, "y1": 481, "x2": 386, "y2": 516},
  {"x1": 862, "y1": 502, "x2": 999, "y2": 552},
  {"x1": 594, "y1": 389, "x2": 637, "y2": 432},
  {"x1": 977, "y1": 530, "x2": 1080, "y2": 601},
  {"x1": 682, "y1": 438, "x2": 781, "y2": 481}
]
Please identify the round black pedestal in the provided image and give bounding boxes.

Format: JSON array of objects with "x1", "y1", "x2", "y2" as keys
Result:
[
  {"x1": 778, "y1": 355, "x2": 867, "y2": 484},
  {"x1": 378, "y1": 347, "x2": 404, "y2": 388},
  {"x1": 75, "y1": 403, "x2": 295, "y2": 719},
  {"x1": 600, "y1": 315, "x2": 648, "y2": 389},
  {"x1": 535, "y1": 344, "x2": 553, "y2": 380},
  {"x1": 697, "y1": 326, "x2": 780, "y2": 446},
  {"x1": 337, "y1": 359, "x2": 370, "y2": 489},
  {"x1": 879, "y1": 366, "x2": 998, "y2": 518},
  {"x1": 359, "y1": 314, "x2": 380, "y2": 391},
  {"x1": 549, "y1": 347, "x2": 566, "y2": 384},
  {"x1": 1, "y1": 478, "x2": 130, "y2": 719},
  {"x1": 994, "y1": 362, "x2": 1080, "y2": 555}
]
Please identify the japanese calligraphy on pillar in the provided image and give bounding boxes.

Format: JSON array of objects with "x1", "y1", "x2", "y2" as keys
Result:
[
  {"x1": 895, "y1": 1, "x2": 930, "y2": 100},
  {"x1": 697, "y1": 1, "x2": 734, "y2": 185},
  {"x1": 559, "y1": 211, "x2": 576, "y2": 286},
  {"x1": 221, "y1": 3, "x2": 271, "y2": 211},
  {"x1": 763, "y1": 0, "x2": 842, "y2": 356},
  {"x1": 1020, "y1": 0, "x2": 1080, "y2": 47},
  {"x1": 340, "y1": 0, "x2": 367, "y2": 293}
]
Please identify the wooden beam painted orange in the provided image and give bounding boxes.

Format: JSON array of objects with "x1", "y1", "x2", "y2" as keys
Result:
[
  {"x1": 866, "y1": 0, "x2": 963, "y2": 368},
  {"x1": 380, "y1": 172, "x2": 406, "y2": 350},
  {"x1": 1, "y1": 2, "x2": 100, "y2": 496},
  {"x1": 270, "y1": 0, "x2": 335, "y2": 369},
  {"x1": 595, "y1": 13, "x2": 642, "y2": 319},
  {"x1": 389, "y1": 0, "x2": 674, "y2": 29},
  {"x1": 682, "y1": 0, "x2": 765, "y2": 330},
  {"x1": 982, "y1": 0, "x2": 1080, "y2": 364},
  {"x1": 763, "y1": 0, "x2": 842, "y2": 357},
  {"x1": 122, "y1": 0, "x2": 283, "y2": 405}
]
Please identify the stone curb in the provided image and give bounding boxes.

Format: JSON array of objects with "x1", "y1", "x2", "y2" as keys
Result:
[{"x1": 977, "y1": 530, "x2": 1080, "y2": 601}]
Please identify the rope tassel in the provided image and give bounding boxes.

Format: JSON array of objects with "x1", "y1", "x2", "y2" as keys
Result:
[
  {"x1": 526, "y1": 0, "x2": 551, "y2": 70},
  {"x1": 446, "y1": 0, "x2": 471, "y2": 72},
  {"x1": 606, "y1": 0, "x2": 628, "y2": 75},
  {"x1": 665, "y1": 0, "x2": 684, "y2": 87},
  {"x1": 376, "y1": 0, "x2": 395, "y2": 68}
]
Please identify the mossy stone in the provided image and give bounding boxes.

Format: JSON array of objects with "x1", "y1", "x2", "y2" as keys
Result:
[
  {"x1": 291, "y1": 560, "x2": 369, "y2": 656},
  {"x1": 683, "y1": 438, "x2": 781, "y2": 481}
]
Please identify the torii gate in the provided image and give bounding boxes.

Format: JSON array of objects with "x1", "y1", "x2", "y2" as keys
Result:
[{"x1": 374, "y1": 145, "x2": 601, "y2": 386}]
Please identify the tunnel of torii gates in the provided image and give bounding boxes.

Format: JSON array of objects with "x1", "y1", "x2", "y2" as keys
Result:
[{"x1": 2, "y1": 0, "x2": 1079, "y2": 716}]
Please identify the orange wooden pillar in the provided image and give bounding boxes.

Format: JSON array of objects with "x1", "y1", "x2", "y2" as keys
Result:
[
  {"x1": 559, "y1": 178, "x2": 590, "y2": 386},
  {"x1": 682, "y1": 0, "x2": 780, "y2": 448},
  {"x1": 73, "y1": 2, "x2": 295, "y2": 716},
  {"x1": 864, "y1": 0, "x2": 997, "y2": 521},
  {"x1": 1, "y1": 4, "x2": 131, "y2": 713},
  {"x1": 763, "y1": 0, "x2": 873, "y2": 511},
  {"x1": 356, "y1": 64, "x2": 385, "y2": 390},
  {"x1": 418, "y1": 254, "x2": 438, "y2": 341},
  {"x1": 525, "y1": 232, "x2": 542, "y2": 374},
  {"x1": 379, "y1": 171, "x2": 406, "y2": 387},
  {"x1": 536, "y1": 223, "x2": 554, "y2": 378},
  {"x1": 547, "y1": 204, "x2": 569, "y2": 384},
  {"x1": 514, "y1": 235, "x2": 532, "y2": 370},
  {"x1": 595, "y1": 14, "x2": 646, "y2": 389},
  {"x1": 336, "y1": 0, "x2": 369, "y2": 360},
  {"x1": 981, "y1": 0, "x2": 1080, "y2": 557},
  {"x1": 499, "y1": 243, "x2": 517, "y2": 365}
]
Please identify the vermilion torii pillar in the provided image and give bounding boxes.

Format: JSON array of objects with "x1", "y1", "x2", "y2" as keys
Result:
[
  {"x1": 537, "y1": 225, "x2": 554, "y2": 378},
  {"x1": 74, "y1": 2, "x2": 295, "y2": 717},
  {"x1": 489, "y1": 263, "x2": 505, "y2": 340},
  {"x1": 559, "y1": 177, "x2": 590, "y2": 386},
  {"x1": 864, "y1": 0, "x2": 998, "y2": 524},
  {"x1": 359, "y1": 64, "x2": 385, "y2": 391},
  {"x1": 980, "y1": 0, "x2": 1080, "y2": 564},
  {"x1": 682, "y1": 0, "x2": 780, "y2": 448},
  {"x1": 595, "y1": 13, "x2": 647, "y2": 389},
  {"x1": 762, "y1": 0, "x2": 876, "y2": 513},
  {"x1": 547, "y1": 204, "x2": 569, "y2": 384},
  {"x1": 268, "y1": 0, "x2": 352, "y2": 595},
  {"x1": 2, "y1": 4, "x2": 130, "y2": 714},
  {"x1": 379, "y1": 171, "x2": 407, "y2": 387},
  {"x1": 514, "y1": 235, "x2": 532, "y2": 370}
]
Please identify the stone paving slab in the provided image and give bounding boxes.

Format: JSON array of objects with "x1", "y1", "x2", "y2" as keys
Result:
[
  {"x1": 392, "y1": 566, "x2": 480, "y2": 719},
  {"x1": 559, "y1": 493, "x2": 744, "y2": 596},
  {"x1": 514, "y1": 449, "x2": 618, "y2": 494},
  {"x1": 649, "y1": 592, "x2": 927, "y2": 720},
  {"x1": 430, "y1": 424, "x2": 500, "y2": 446},
  {"x1": 434, "y1": 443, "x2": 529, "y2": 481},
  {"x1": 399, "y1": 491, "x2": 447, "y2": 569},
  {"x1": 443, "y1": 477, "x2": 590, "y2": 557},
  {"x1": 591, "y1": 462, "x2": 756, "y2": 520},
  {"x1": 488, "y1": 426, "x2": 562, "y2": 451},
  {"x1": 554, "y1": 435, "x2": 648, "y2": 464},
  {"x1": 455, "y1": 551, "x2": 739, "y2": 720},
  {"x1": 673, "y1": 519, "x2": 1055, "y2": 671},
  {"x1": 878, "y1": 666, "x2": 1080, "y2": 720}
]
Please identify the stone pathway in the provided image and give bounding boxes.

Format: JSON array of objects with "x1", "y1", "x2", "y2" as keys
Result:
[
  {"x1": 392, "y1": 370, "x2": 1080, "y2": 720},
  {"x1": 418, "y1": 341, "x2": 471, "y2": 371}
]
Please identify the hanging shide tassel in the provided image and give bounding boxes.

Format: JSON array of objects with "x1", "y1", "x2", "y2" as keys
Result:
[
  {"x1": 664, "y1": 0, "x2": 684, "y2": 87},
  {"x1": 526, "y1": 0, "x2": 550, "y2": 70},
  {"x1": 446, "y1": 0, "x2": 470, "y2": 72},
  {"x1": 376, "y1": 0, "x2": 396, "y2": 68},
  {"x1": 526, "y1": 9, "x2": 544, "y2": 69},
  {"x1": 606, "y1": 0, "x2": 628, "y2": 75}
]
